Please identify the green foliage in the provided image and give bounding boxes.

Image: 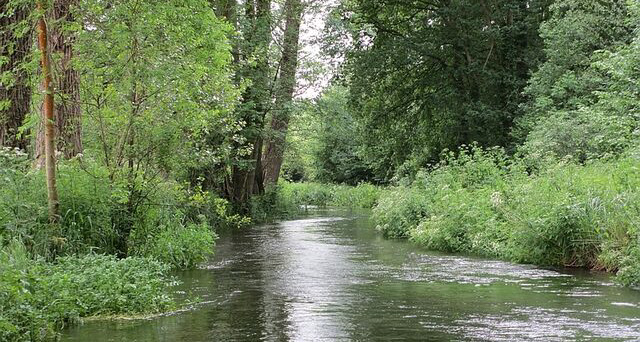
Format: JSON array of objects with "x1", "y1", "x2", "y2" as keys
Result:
[
  {"x1": 283, "y1": 86, "x2": 373, "y2": 184},
  {"x1": 279, "y1": 182, "x2": 382, "y2": 209},
  {"x1": 249, "y1": 185, "x2": 299, "y2": 223},
  {"x1": 0, "y1": 241, "x2": 175, "y2": 342},
  {"x1": 131, "y1": 219, "x2": 216, "y2": 270},
  {"x1": 0, "y1": 240, "x2": 54, "y2": 342},
  {"x1": 38, "y1": 255, "x2": 174, "y2": 317},
  {"x1": 373, "y1": 187, "x2": 430, "y2": 239},
  {"x1": 377, "y1": 145, "x2": 511, "y2": 240},
  {"x1": 341, "y1": 0, "x2": 552, "y2": 181},
  {"x1": 374, "y1": 145, "x2": 640, "y2": 285},
  {"x1": 519, "y1": 0, "x2": 632, "y2": 134},
  {"x1": 0, "y1": 156, "x2": 118, "y2": 259},
  {"x1": 521, "y1": 109, "x2": 637, "y2": 166},
  {"x1": 248, "y1": 182, "x2": 382, "y2": 223}
]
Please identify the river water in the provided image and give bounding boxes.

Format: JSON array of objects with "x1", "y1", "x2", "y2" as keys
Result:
[{"x1": 62, "y1": 209, "x2": 640, "y2": 341}]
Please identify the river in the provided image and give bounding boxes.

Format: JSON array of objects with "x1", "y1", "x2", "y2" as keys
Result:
[{"x1": 62, "y1": 209, "x2": 640, "y2": 341}]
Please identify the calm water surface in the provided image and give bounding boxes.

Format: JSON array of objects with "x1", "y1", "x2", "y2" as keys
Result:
[{"x1": 62, "y1": 209, "x2": 640, "y2": 341}]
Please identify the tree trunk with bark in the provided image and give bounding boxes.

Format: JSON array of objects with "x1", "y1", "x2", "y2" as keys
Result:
[
  {"x1": 262, "y1": 0, "x2": 303, "y2": 185},
  {"x1": 221, "y1": 0, "x2": 272, "y2": 208},
  {"x1": 35, "y1": 0, "x2": 82, "y2": 166},
  {"x1": 0, "y1": 2, "x2": 32, "y2": 150},
  {"x1": 37, "y1": 0, "x2": 60, "y2": 224}
]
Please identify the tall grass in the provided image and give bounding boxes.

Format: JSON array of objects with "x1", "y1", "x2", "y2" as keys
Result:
[
  {"x1": 279, "y1": 182, "x2": 383, "y2": 209},
  {"x1": 373, "y1": 146, "x2": 640, "y2": 286}
]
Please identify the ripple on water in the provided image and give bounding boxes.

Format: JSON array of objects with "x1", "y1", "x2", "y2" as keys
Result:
[
  {"x1": 446, "y1": 306, "x2": 640, "y2": 341},
  {"x1": 396, "y1": 253, "x2": 570, "y2": 285}
]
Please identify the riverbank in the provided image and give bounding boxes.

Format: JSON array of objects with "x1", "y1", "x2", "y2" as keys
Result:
[
  {"x1": 0, "y1": 151, "x2": 246, "y2": 341},
  {"x1": 277, "y1": 149, "x2": 640, "y2": 287},
  {"x1": 61, "y1": 211, "x2": 640, "y2": 341}
]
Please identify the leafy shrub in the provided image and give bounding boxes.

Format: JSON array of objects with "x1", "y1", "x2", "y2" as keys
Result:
[
  {"x1": 0, "y1": 241, "x2": 175, "y2": 342},
  {"x1": 521, "y1": 109, "x2": 637, "y2": 168},
  {"x1": 331, "y1": 183, "x2": 381, "y2": 208},
  {"x1": 0, "y1": 240, "x2": 55, "y2": 342},
  {"x1": 278, "y1": 182, "x2": 383, "y2": 209},
  {"x1": 250, "y1": 185, "x2": 299, "y2": 223},
  {"x1": 1, "y1": 157, "x2": 121, "y2": 259},
  {"x1": 38, "y1": 255, "x2": 175, "y2": 317},
  {"x1": 617, "y1": 246, "x2": 640, "y2": 287},
  {"x1": 374, "y1": 144, "x2": 640, "y2": 286},
  {"x1": 132, "y1": 220, "x2": 216, "y2": 269},
  {"x1": 373, "y1": 187, "x2": 430, "y2": 238}
]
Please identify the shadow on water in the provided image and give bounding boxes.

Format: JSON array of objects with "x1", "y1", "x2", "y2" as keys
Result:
[{"x1": 62, "y1": 209, "x2": 640, "y2": 341}]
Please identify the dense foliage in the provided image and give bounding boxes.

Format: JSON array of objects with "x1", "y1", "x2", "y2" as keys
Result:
[
  {"x1": 0, "y1": 241, "x2": 174, "y2": 342},
  {"x1": 2, "y1": 0, "x2": 640, "y2": 339},
  {"x1": 283, "y1": 86, "x2": 373, "y2": 184},
  {"x1": 374, "y1": 146, "x2": 640, "y2": 285}
]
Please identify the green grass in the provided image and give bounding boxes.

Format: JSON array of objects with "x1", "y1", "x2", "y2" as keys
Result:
[
  {"x1": 279, "y1": 182, "x2": 383, "y2": 209},
  {"x1": 0, "y1": 241, "x2": 176, "y2": 342},
  {"x1": 373, "y1": 146, "x2": 640, "y2": 286}
]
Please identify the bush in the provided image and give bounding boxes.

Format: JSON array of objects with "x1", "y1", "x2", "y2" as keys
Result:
[
  {"x1": 278, "y1": 182, "x2": 383, "y2": 210},
  {"x1": 0, "y1": 240, "x2": 54, "y2": 342},
  {"x1": 373, "y1": 187, "x2": 430, "y2": 238},
  {"x1": 131, "y1": 218, "x2": 216, "y2": 269},
  {"x1": 0, "y1": 241, "x2": 175, "y2": 342},
  {"x1": 373, "y1": 145, "x2": 640, "y2": 286},
  {"x1": 521, "y1": 109, "x2": 637, "y2": 168},
  {"x1": 0, "y1": 157, "x2": 122, "y2": 259}
]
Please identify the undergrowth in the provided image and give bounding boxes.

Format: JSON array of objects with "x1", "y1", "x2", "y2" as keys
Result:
[{"x1": 373, "y1": 145, "x2": 640, "y2": 286}]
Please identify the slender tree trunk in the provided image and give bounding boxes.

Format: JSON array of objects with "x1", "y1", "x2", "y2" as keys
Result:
[
  {"x1": 37, "y1": 0, "x2": 59, "y2": 224},
  {"x1": 0, "y1": 2, "x2": 32, "y2": 150},
  {"x1": 262, "y1": 0, "x2": 303, "y2": 185},
  {"x1": 35, "y1": 0, "x2": 82, "y2": 166}
]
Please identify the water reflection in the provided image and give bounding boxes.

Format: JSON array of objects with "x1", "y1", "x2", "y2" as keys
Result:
[{"x1": 63, "y1": 210, "x2": 640, "y2": 341}]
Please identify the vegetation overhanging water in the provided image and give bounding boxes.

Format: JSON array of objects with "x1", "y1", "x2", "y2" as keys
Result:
[{"x1": 61, "y1": 210, "x2": 640, "y2": 341}]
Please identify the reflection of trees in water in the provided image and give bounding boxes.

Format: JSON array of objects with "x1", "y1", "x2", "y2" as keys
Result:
[{"x1": 201, "y1": 225, "x2": 293, "y2": 340}]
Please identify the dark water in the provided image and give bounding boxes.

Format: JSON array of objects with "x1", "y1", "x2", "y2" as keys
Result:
[{"x1": 62, "y1": 210, "x2": 640, "y2": 341}]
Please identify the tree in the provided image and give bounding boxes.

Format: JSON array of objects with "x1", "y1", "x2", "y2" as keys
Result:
[
  {"x1": 37, "y1": 0, "x2": 60, "y2": 223},
  {"x1": 226, "y1": 0, "x2": 271, "y2": 206},
  {"x1": 0, "y1": 0, "x2": 32, "y2": 150},
  {"x1": 76, "y1": 0, "x2": 236, "y2": 254},
  {"x1": 282, "y1": 85, "x2": 374, "y2": 184},
  {"x1": 262, "y1": 0, "x2": 303, "y2": 185},
  {"x1": 34, "y1": 0, "x2": 83, "y2": 167},
  {"x1": 342, "y1": 0, "x2": 552, "y2": 181},
  {"x1": 517, "y1": 0, "x2": 632, "y2": 139}
]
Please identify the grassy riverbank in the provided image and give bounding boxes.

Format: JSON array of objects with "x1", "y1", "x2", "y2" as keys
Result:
[
  {"x1": 249, "y1": 182, "x2": 382, "y2": 222},
  {"x1": 0, "y1": 150, "x2": 249, "y2": 341},
  {"x1": 373, "y1": 147, "x2": 640, "y2": 286},
  {"x1": 275, "y1": 147, "x2": 640, "y2": 287}
]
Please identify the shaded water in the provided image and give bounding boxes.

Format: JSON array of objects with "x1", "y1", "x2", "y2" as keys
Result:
[{"x1": 63, "y1": 210, "x2": 640, "y2": 341}]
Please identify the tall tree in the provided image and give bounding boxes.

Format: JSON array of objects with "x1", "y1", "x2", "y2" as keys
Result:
[
  {"x1": 343, "y1": 0, "x2": 552, "y2": 181},
  {"x1": 218, "y1": 0, "x2": 273, "y2": 207},
  {"x1": 0, "y1": 0, "x2": 32, "y2": 150},
  {"x1": 35, "y1": 0, "x2": 82, "y2": 166},
  {"x1": 517, "y1": 0, "x2": 632, "y2": 138},
  {"x1": 37, "y1": 0, "x2": 60, "y2": 223},
  {"x1": 262, "y1": 0, "x2": 303, "y2": 185}
]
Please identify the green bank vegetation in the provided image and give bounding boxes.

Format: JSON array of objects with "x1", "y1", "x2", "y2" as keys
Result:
[
  {"x1": 2, "y1": 0, "x2": 640, "y2": 340},
  {"x1": 1, "y1": 0, "x2": 301, "y2": 339},
  {"x1": 279, "y1": 0, "x2": 640, "y2": 286}
]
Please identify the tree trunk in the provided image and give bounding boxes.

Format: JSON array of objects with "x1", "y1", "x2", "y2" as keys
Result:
[
  {"x1": 0, "y1": 2, "x2": 32, "y2": 150},
  {"x1": 35, "y1": 0, "x2": 82, "y2": 166},
  {"x1": 221, "y1": 0, "x2": 272, "y2": 208},
  {"x1": 262, "y1": 0, "x2": 303, "y2": 185},
  {"x1": 37, "y1": 0, "x2": 60, "y2": 224}
]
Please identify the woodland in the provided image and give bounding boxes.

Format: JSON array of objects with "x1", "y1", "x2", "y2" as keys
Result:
[{"x1": 1, "y1": 0, "x2": 640, "y2": 340}]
